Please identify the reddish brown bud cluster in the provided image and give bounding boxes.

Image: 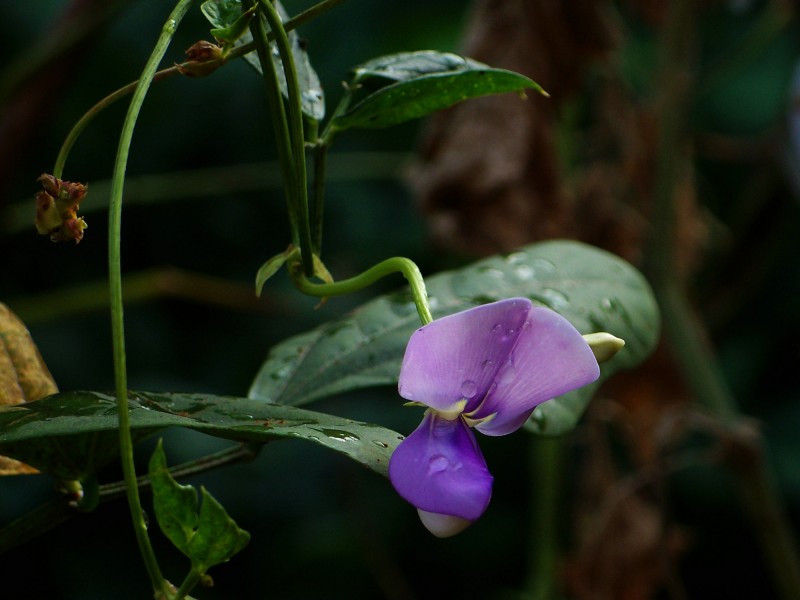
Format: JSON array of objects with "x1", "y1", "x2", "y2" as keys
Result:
[
  {"x1": 177, "y1": 41, "x2": 224, "y2": 78},
  {"x1": 34, "y1": 173, "x2": 88, "y2": 243}
]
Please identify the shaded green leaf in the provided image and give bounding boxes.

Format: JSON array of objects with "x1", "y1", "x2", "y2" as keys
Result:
[
  {"x1": 249, "y1": 240, "x2": 660, "y2": 436},
  {"x1": 189, "y1": 487, "x2": 250, "y2": 571},
  {"x1": 150, "y1": 440, "x2": 249, "y2": 570},
  {"x1": 149, "y1": 439, "x2": 199, "y2": 556},
  {"x1": 209, "y1": 6, "x2": 255, "y2": 44},
  {"x1": 330, "y1": 51, "x2": 545, "y2": 131},
  {"x1": 255, "y1": 246, "x2": 295, "y2": 297},
  {"x1": 0, "y1": 392, "x2": 400, "y2": 479},
  {"x1": 200, "y1": 0, "x2": 324, "y2": 120}
]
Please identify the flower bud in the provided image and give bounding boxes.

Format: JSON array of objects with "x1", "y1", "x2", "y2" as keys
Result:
[
  {"x1": 177, "y1": 41, "x2": 224, "y2": 77},
  {"x1": 34, "y1": 173, "x2": 88, "y2": 243},
  {"x1": 583, "y1": 332, "x2": 625, "y2": 363}
]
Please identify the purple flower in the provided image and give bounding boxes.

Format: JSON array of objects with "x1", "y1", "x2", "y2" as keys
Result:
[{"x1": 388, "y1": 297, "x2": 601, "y2": 537}]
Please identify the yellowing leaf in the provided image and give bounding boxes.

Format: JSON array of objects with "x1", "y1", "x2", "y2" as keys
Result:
[{"x1": 0, "y1": 303, "x2": 59, "y2": 474}]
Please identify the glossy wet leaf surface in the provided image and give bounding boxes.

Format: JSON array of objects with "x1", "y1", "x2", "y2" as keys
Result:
[
  {"x1": 0, "y1": 392, "x2": 400, "y2": 479},
  {"x1": 249, "y1": 240, "x2": 660, "y2": 436},
  {"x1": 330, "y1": 50, "x2": 544, "y2": 131}
]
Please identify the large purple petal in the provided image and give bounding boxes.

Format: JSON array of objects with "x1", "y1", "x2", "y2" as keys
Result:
[
  {"x1": 398, "y1": 298, "x2": 532, "y2": 413},
  {"x1": 388, "y1": 411, "x2": 493, "y2": 520},
  {"x1": 470, "y1": 307, "x2": 600, "y2": 436}
]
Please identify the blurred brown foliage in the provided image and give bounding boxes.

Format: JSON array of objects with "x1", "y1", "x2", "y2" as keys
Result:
[{"x1": 410, "y1": 1, "x2": 722, "y2": 597}]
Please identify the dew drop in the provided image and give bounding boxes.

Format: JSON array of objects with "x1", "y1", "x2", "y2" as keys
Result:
[
  {"x1": 372, "y1": 440, "x2": 389, "y2": 448},
  {"x1": 514, "y1": 264, "x2": 534, "y2": 280},
  {"x1": 491, "y1": 323, "x2": 503, "y2": 334},
  {"x1": 498, "y1": 363, "x2": 516, "y2": 385},
  {"x1": 541, "y1": 288, "x2": 570, "y2": 310},
  {"x1": 428, "y1": 454, "x2": 450, "y2": 474},
  {"x1": 460, "y1": 380, "x2": 477, "y2": 399}
]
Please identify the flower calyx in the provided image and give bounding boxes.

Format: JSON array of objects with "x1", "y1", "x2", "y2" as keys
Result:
[{"x1": 34, "y1": 173, "x2": 88, "y2": 243}]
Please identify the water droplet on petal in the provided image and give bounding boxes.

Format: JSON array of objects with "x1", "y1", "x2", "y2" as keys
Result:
[
  {"x1": 498, "y1": 362, "x2": 516, "y2": 385},
  {"x1": 492, "y1": 323, "x2": 503, "y2": 334},
  {"x1": 428, "y1": 454, "x2": 450, "y2": 474},
  {"x1": 460, "y1": 380, "x2": 477, "y2": 399}
]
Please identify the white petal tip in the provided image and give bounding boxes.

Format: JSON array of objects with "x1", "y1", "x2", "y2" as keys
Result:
[{"x1": 417, "y1": 509, "x2": 473, "y2": 538}]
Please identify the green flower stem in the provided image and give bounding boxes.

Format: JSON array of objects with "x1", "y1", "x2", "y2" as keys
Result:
[
  {"x1": 311, "y1": 141, "x2": 328, "y2": 254},
  {"x1": 525, "y1": 436, "x2": 562, "y2": 600},
  {"x1": 249, "y1": 4, "x2": 300, "y2": 247},
  {"x1": 174, "y1": 568, "x2": 203, "y2": 600},
  {"x1": 107, "y1": 0, "x2": 194, "y2": 595},
  {"x1": 257, "y1": 0, "x2": 314, "y2": 277},
  {"x1": 52, "y1": 0, "x2": 346, "y2": 179},
  {"x1": 311, "y1": 86, "x2": 355, "y2": 254},
  {"x1": 290, "y1": 256, "x2": 433, "y2": 325}
]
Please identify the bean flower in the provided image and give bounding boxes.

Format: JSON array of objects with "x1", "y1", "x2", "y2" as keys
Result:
[{"x1": 388, "y1": 297, "x2": 602, "y2": 537}]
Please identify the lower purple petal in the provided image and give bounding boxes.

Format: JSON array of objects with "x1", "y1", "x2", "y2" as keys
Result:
[{"x1": 388, "y1": 411, "x2": 493, "y2": 521}]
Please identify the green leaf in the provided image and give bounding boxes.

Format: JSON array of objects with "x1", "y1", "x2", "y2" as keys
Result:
[
  {"x1": 0, "y1": 392, "x2": 400, "y2": 479},
  {"x1": 149, "y1": 439, "x2": 199, "y2": 556},
  {"x1": 200, "y1": 0, "x2": 241, "y2": 30},
  {"x1": 189, "y1": 487, "x2": 250, "y2": 571},
  {"x1": 200, "y1": 0, "x2": 324, "y2": 120},
  {"x1": 330, "y1": 50, "x2": 546, "y2": 131},
  {"x1": 209, "y1": 6, "x2": 255, "y2": 45},
  {"x1": 149, "y1": 439, "x2": 249, "y2": 571},
  {"x1": 249, "y1": 240, "x2": 660, "y2": 436},
  {"x1": 255, "y1": 246, "x2": 295, "y2": 296}
]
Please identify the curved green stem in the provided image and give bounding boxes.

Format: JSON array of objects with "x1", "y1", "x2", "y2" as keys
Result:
[
  {"x1": 53, "y1": 67, "x2": 178, "y2": 179},
  {"x1": 108, "y1": 1, "x2": 194, "y2": 595},
  {"x1": 257, "y1": 0, "x2": 314, "y2": 277},
  {"x1": 52, "y1": 0, "x2": 347, "y2": 179},
  {"x1": 289, "y1": 256, "x2": 433, "y2": 325}
]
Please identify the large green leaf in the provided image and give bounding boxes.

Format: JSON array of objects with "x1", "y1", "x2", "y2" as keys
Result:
[
  {"x1": 0, "y1": 392, "x2": 400, "y2": 479},
  {"x1": 249, "y1": 240, "x2": 660, "y2": 436},
  {"x1": 200, "y1": 0, "x2": 324, "y2": 120},
  {"x1": 329, "y1": 50, "x2": 545, "y2": 131}
]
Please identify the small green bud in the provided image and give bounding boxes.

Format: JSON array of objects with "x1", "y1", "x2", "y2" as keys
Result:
[{"x1": 583, "y1": 332, "x2": 625, "y2": 363}]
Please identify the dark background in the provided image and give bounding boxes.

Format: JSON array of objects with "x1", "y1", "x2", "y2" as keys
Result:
[{"x1": 1, "y1": 1, "x2": 800, "y2": 598}]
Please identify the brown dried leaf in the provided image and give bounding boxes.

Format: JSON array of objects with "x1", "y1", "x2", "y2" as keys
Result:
[{"x1": 0, "y1": 302, "x2": 59, "y2": 474}]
